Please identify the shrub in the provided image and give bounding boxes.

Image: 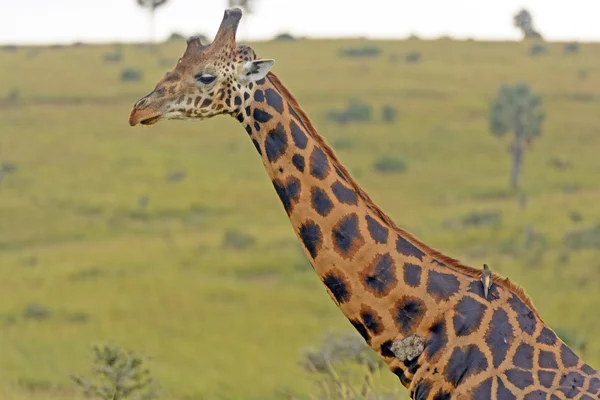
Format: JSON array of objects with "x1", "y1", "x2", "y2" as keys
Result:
[
  {"x1": 529, "y1": 43, "x2": 547, "y2": 56},
  {"x1": 1, "y1": 45, "x2": 18, "y2": 52},
  {"x1": 273, "y1": 33, "x2": 296, "y2": 41},
  {"x1": 381, "y1": 105, "x2": 399, "y2": 123},
  {"x1": 7, "y1": 88, "x2": 19, "y2": 103},
  {"x1": 71, "y1": 343, "x2": 160, "y2": 400},
  {"x1": 568, "y1": 211, "x2": 583, "y2": 223},
  {"x1": 1, "y1": 162, "x2": 17, "y2": 174},
  {"x1": 167, "y1": 32, "x2": 186, "y2": 41},
  {"x1": 165, "y1": 170, "x2": 186, "y2": 183},
  {"x1": 548, "y1": 156, "x2": 572, "y2": 170},
  {"x1": 120, "y1": 68, "x2": 143, "y2": 82},
  {"x1": 326, "y1": 98, "x2": 372, "y2": 125},
  {"x1": 373, "y1": 156, "x2": 408, "y2": 174},
  {"x1": 443, "y1": 210, "x2": 502, "y2": 230},
  {"x1": 301, "y1": 331, "x2": 403, "y2": 400},
  {"x1": 23, "y1": 304, "x2": 49, "y2": 321},
  {"x1": 563, "y1": 42, "x2": 580, "y2": 55},
  {"x1": 497, "y1": 226, "x2": 549, "y2": 266},
  {"x1": 562, "y1": 224, "x2": 600, "y2": 252},
  {"x1": 339, "y1": 45, "x2": 382, "y2": 59},
  {"x1": 103, "y1": 52, "x2": 122, "y2": 63},
  {"x1": 222, "y1": 229, "x2": 256, "y2": 250},
  {"x1": 405, "y1": 51, "x2": 421, "y2": 63}
]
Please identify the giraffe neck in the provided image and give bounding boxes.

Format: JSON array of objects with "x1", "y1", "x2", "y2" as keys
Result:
[{"x1": 233, "y1": 72, "x2": 448, "y2": 381}]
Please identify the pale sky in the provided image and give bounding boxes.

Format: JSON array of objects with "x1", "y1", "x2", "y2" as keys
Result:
[{"x1": 1, "y1": 0, "x2": 600, "y2": 45}]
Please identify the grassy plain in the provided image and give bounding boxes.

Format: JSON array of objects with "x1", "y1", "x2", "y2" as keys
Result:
[{"x1": 1, "y1": 37, "x2": 600, "y2": 399}]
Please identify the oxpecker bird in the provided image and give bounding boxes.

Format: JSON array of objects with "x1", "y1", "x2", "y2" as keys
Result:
[{"x1": 482, "y1": 263, "x2": 493, "y2": 299}]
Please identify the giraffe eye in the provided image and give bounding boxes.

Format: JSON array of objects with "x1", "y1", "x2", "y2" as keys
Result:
[{"x1": 195, "y1": 73, "x2": 216, "y2": 85}]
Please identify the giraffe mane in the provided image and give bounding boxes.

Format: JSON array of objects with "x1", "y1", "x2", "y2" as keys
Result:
[{"x1": 267, "y1": 71, "x2": 543, "y2": 321}]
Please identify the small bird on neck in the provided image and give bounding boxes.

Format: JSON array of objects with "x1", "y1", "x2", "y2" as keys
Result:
[{"x1": 482, "y1": 263, "x2": 493, "y2": 299}]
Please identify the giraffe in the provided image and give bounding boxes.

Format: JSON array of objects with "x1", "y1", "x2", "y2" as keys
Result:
[{"x1": 128, "y1": 8, "x2": 600, "y2": 400}]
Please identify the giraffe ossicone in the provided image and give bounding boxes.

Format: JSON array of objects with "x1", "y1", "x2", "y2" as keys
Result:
[{"x1": 129, "y1": 7, "x2": 600, "y2": 399}]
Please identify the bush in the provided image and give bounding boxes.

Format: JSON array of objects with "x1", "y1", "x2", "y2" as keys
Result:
[
  {"x1": 120, "y1": 68, "x2": 143, "y2": 82},
  {"x1": 443, "y1": 210, "x2": 502, "y2": 230},
  {"x1": 165, "y1": 170, "x2": 186, "y2": 183},
  {"x1": 23, "y1": 304, "x2": 49, "y2": 321},
  {"x1": 301, "y1": 331, "x2": 402, "y2": 400},
  {"x1": 103, "y1": 52, "x2": 122, "y2": 63},
  {"x1": 1, "y1": 45, "x2": 18, "y2": 52},
  {"x1": 71, "y1": 343, "x2": 160, "y2": 400},
  {"x1": 326, "y1": 98, "x2": 373, "y2": 125},
  {"x1": 273, "y1": 33, "x2": 296, "y2": 41},
  {"x1": 339, "y1": 45, "x2": 382, "y2": 59},
  {"x1": 563, "y1": 42, "x2": 580, "y2": 55},
  {"x1": 381, "y1": 105, "x2": 399, "y2": 123},
  {"x1": 167, "y1": 32, "x2": 186, "y2": 41},
  {"x1": 222, "y1": 229, "x2": 256, "y2": 250},
  {"x1": 529, "y1": 43, "x2": 548, "y2": 56},
  {"x1": 405, "y1": 51, "x2": 421, "y2": 63},
  {"x1": 562, "y1": 224, "x2": 600, "y2": 252},
  {"x1": 373, "y1": 156, "x2": 408, "y2": 174},
  {"x1": 7, "y1": 88, "x2": 19, "y2": 103}
]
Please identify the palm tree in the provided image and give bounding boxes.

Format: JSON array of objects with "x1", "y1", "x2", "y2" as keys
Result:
[{"x1": 489, "y1": 82, "x2": 545, "y2": 189}]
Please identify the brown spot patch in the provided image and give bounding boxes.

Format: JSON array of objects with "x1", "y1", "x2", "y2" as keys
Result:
[
  {"x1": 331, "y1": 213, "x2": 364, "y2": 260},
  {"x1": 359, "y1": 253, "x2": 397, "y2": 297}
]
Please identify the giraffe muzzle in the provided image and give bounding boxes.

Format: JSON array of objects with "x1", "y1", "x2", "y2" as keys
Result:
[{"x1": 128, "y1": 106, "x2": 162, "y2": 126}]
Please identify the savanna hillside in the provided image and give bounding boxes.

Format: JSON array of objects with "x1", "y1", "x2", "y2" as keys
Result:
[{"x1": 1, "y1": 37, "x2": 599, "y2": 399}]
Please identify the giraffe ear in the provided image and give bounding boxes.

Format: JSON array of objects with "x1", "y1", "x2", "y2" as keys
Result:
[{"x1": 241, "y1": 59, "x2": 275, "y2": 82}]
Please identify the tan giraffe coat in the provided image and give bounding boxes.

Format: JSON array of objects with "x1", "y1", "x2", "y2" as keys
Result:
[{"x1": 129, "y1": 8, "x2": 600, "y2": 400}]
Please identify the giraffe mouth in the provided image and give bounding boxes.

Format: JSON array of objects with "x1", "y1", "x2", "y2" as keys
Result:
[
  {"x1": 128, "y1": 106, "x2": 163, "y2": 127},
  {"x1": 139, "y1": 115, "x2": 162, "y2": 126}
]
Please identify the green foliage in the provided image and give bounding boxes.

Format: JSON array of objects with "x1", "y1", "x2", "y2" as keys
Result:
[
  {"x1": 404, "y1": 51, "x2": 421, "y2": 64},
  {"x1": 564, "y1": 42, "x2": 580, "y2": 55},
  {"x1": 103, "y1": 52, "x2": 122, "y2": 64},
  {"x1": 443, "y1": 210, "x2": 502, "y2": 230},
  {"x1": 489, "y1": 82, "x2": 544, "y2": 139},
  {"x1": 339, "y1": 45, "x2": 382, "y2": 59},
  {"x1": 562, "y1": 223, "x2": 600, "y2": 252},
  {"x1": 166, "y1": 32, "x2": 185, "y2": 42},
  {"x1": 273, "y1": 33, "x2": 296, "y2": 42},
  {"x1": 529, "y1": 43, "x2": 548, "y2": 56},
  {"x1": 22, "y1": 304, "x2": 50, "y2": 321},
  {"x1": 71, "y1": 343, "x2": 160, "y2": 400},
  {"x1": 301, "y1": 331, "x2": 404, "y2": 400},
  {"x1": 222, "y1": 229, "x2": 256, "y2": 250},
  {"x1": 327, "y1": 99, "x2": 373, "y2": 124},
  {"x1": 380, "y1": 105, "x2": 399, "y2": 123},
  {"x1": 372, "y1": 156, "x2": 407, "y2": 174},
  {"x1": 120, "y1": 68, "x2": 143, "y2": 82}
]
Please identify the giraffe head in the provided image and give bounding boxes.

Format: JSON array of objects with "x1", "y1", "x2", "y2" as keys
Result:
[{"x1": 128, "y1": 8, "x2": 274, "y2": 126}]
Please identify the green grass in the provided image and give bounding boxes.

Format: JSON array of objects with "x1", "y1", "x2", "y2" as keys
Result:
[{"x1": 1, "y1": 37, "x2": 600, "y2": 399}]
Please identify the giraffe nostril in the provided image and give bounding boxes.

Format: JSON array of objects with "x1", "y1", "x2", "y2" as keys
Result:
[{"x1": 134, "y1": 98, "x2": 148, "y2": 109}]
